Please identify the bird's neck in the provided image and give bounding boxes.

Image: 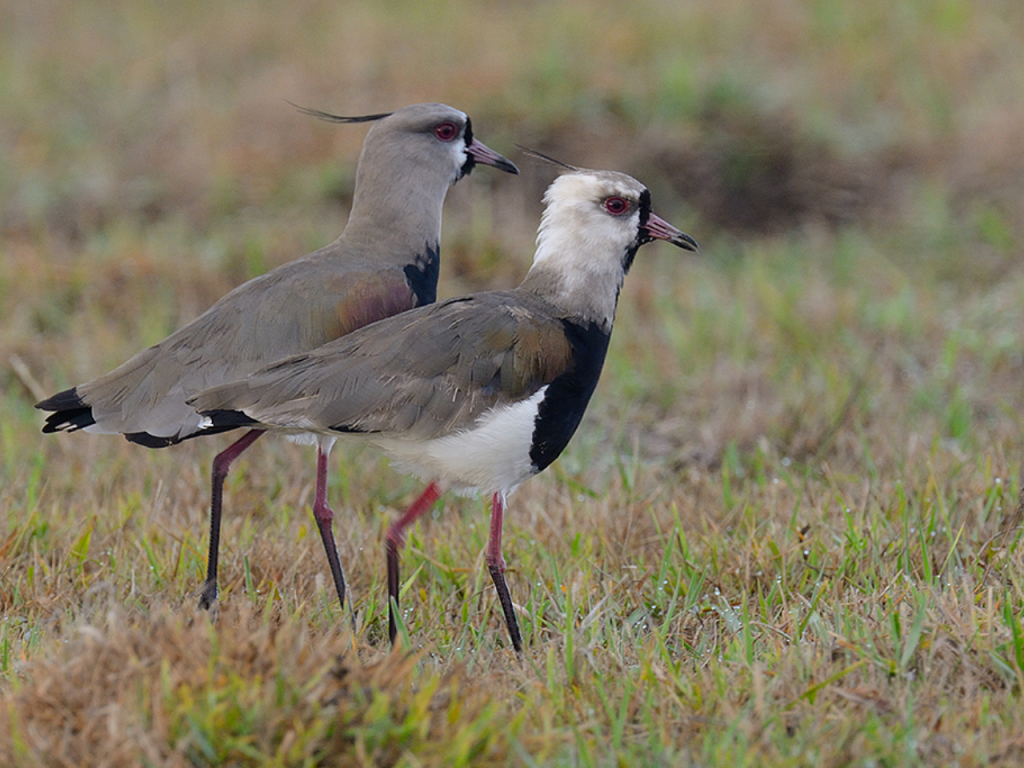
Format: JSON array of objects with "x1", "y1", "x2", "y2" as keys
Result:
[
  {"x1": 340, "y1": 160, "x2": 449, "y2": 266},
  {"x1": 519, "y1": 226, "x2": 624, "y2": 333}
]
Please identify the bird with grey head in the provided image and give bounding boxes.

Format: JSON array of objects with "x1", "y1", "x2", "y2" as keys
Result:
[
  {"x1": 35, "y1": 102, "x2": 519, "y2": 615},
  {"x1": 188, "y1": 154, "x2": 698, "y2": 651}
]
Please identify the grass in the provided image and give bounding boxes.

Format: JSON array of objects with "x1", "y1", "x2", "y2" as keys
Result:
[{"x1": 3, "y1": 0, "x2": 1024, "y2": 765}]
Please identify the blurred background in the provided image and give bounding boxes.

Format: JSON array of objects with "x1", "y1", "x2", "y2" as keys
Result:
[
  {"x1": 6, "y1": 5, "x2": 1024, "y2": 760},
  {"x1": 3, "y1": 0, "x2": 1024, "y2": 482}
]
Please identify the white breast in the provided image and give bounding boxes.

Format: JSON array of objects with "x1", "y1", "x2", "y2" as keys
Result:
[{"x1": 372, "y1": 386, "x2": 548, "y2": 497}]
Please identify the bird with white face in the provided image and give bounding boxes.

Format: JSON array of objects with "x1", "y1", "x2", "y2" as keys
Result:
[
  {"x1": 35, "y1": 102, "x2": 518, "y2": 615},
  {"x1": 188, "y1": 159, "x2": 698, "y2": 652}
]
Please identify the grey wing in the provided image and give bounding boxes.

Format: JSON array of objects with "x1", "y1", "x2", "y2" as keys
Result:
[
  {"x1": 191, "y1": 293, "x2": 575, "y2": 441},
  {"x1": 68, "y1": 254, "x2": 417, "y2": 441}
]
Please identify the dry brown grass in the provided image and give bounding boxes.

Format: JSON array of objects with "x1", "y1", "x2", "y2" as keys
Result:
[{"x1": 0, "y1": 604, "x2": 534, "y2": 766}]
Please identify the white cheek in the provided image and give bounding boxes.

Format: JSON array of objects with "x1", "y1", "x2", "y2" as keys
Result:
[{"x1": 536, "y1": 208, "x2": 636, "y2": 269}]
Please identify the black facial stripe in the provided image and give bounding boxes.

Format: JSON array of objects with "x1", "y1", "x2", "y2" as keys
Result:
[
  {"x1": 459, "y1": 116, "x2": 476, "y2": 178},
  {"x1": 638, "y1": 188, "x2": 651, "y2": 228},
  {"x1": 634, "y1": 188, "x2": 654, "y2": 246},
  {"x1": 624, "y1": 188, "x2": 654, "y2": 272}
]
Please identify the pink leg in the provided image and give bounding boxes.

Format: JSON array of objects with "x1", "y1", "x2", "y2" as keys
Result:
[
  {"x1": 310, "y1": 440, "x2": 349, "y2": 612},
  {"x1": 386, "y1": 481, "x2": 442, "y2": 645},
  {"x1": 198, "y1": 428, "x2": 264, "y2": 610},
  {"x1": 486, "y1": 492, "x2": 522, "y2": 652}
]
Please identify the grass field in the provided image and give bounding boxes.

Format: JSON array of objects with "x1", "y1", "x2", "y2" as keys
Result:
[{"x1": 3, "y1": 0, "x2": 1024, "y2": 765}]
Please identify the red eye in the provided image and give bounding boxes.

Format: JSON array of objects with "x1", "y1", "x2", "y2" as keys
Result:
[
  {"x1": 433, "y1": 121, "x2": 458, "y2": 142},
  {"x1": 604, "y1": 196, "x2": 630, "y2": 215}
]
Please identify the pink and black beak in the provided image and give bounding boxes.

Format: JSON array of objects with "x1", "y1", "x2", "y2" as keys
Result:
[
  {"x1": 642, "y1": 211, "x2": 698, "y2": 251},
  {"x1": 638, "y1": 189, "x2": 698, "y2": 251},
  {"x1": 461, "y1": 119, "x2": 519, "y2": 177}
]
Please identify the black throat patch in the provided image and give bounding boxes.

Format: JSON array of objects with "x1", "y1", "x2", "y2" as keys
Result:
[
  {"x1": 403, "y1": 242, "x2": 440, "y2": 306},
  {"x1": 529, "y1": 319, "x2": 612, "y2": 473}
]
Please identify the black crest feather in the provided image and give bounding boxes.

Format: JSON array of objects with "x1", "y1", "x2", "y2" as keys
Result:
[
  {"x1": 287, "y1": 101, "x2": 393, "y2": 124},
  {"x1": 513, "y1": 145, "x2": 579, "y2": 171}
]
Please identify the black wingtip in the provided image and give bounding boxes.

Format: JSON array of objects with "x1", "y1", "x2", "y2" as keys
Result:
[
  {"x1": 513, "y1": 145, "x2": 580, "y2": 172},
  {"x1": 287, "y1": 101, "x2": 394, "y2": 125},
  {"x1": 36, "y1": 387, "x2": 97, "y2": 433},
  {"x1": 36, "y1": 386, "x2": 85, "y2": 412},
  {"x1": 40, "y1": 407, "x2": 95, "y2": 433}
]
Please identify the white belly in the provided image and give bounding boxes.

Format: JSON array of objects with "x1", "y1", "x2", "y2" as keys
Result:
[{"x1": 372, "y1": 386, "x2": 547, "y2": 496}]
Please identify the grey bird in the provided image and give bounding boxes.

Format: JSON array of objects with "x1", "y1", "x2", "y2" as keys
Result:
[
  {"x1": 187, "y1": 159, "x2": 698, "y2": 651},
  {"x1": 35, "y1": 102, "x2": 519, "y2": 613}
]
